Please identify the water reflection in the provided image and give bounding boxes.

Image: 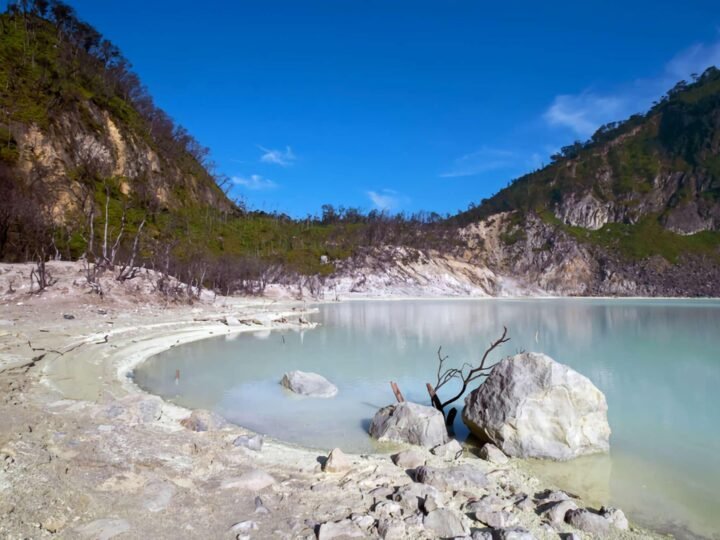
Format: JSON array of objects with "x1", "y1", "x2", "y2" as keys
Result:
[{"x1": 134, "y1": 299, "x2": 720, "y2": 539}]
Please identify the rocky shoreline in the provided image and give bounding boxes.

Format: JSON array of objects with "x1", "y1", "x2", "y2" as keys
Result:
[{"x1": 0, "y1": 263, "x2": 661, "y2": 539}]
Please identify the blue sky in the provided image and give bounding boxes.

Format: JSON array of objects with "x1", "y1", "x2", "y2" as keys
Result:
[{"x1": 64, "y1": 0, "x2": 720, "y2": 217}]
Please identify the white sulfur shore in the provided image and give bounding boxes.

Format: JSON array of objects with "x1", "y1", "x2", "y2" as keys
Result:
[{"x1": 0, "y1": 262, "x2": 661, "y2": 539}]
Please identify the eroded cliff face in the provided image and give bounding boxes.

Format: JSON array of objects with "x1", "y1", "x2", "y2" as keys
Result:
[{"x1": 7, "y1": 100, "x2": 230, "y2": 222}]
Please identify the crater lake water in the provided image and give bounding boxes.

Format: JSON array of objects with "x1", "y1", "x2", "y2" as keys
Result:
[{"x1": 134, "y1": 299, "x2": 720, "y2": 539}]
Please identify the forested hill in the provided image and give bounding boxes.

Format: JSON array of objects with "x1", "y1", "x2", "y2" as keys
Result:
[
  {"x1": 452, "y1": 67, "x2": 720, "y2": 296},
  {"x1": 0, "y1": 1, "x2": 451, "y2": 290}
]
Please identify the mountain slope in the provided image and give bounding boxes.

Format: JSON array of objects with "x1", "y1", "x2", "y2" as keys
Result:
[{"x1": 452, "y1": 67, "x2": 720, "y2": 296}]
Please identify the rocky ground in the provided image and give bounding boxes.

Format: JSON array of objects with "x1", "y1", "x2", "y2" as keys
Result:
[{"x1": 0, "y1": 262, "x2": 660, "y2": 539}]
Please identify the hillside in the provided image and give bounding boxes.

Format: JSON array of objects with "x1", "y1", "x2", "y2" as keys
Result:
[{"x1": 452, "y1": 67, "x2": 720, "y2": 296}]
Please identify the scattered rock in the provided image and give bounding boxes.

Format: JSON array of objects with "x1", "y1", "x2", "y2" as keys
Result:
[
  {"x1": 415, "y1": 465, "x2": 488, "y2": 492},
  {"x1": 317, "y1": 519, "x2": 365, "y2": 539},
  {"x1": 180, "y1": 409, "x2": 227, "y2": 432},
  {"x1": 473, "y1": 509, "x2": 518, "y2": 528},
  {"x1": 601, "y1": 506, "x2": 629, "y2": 530},
  {"x1": 221, "y1": 469, "x2": 276, "y2": 491},
  {"x1": 565, "y1": 508, "x2": 611, "y2": 535},
  {"x1": 63, "y1": 313, "x2": 75, "y2": 320},
  {"x1": 105, "y1": 395, "x2": 163, "y2": 424},
  {"x1": 350, "y1": 513, "x2": 375, "y2": 530},
  {"x1": 74, "y1": 518, "x2": 131, "y2": 540},
  {"x1": 423, "y1": 494, "x2": 441, "y2": 513},
  {"x1": 392, "y1": 483, "x2": 442, "y2": 513},
  {"x1": 377, "y1": 518, "x2": 406, "y2": 539},
  {"x1": 494, "y1": 527, "x2": 536, "y2": 540},
  {"x1": 323, "y1": 447, "x2": 352, "y2": 473},
  {"x1": 373, "y1": 500, "x2": 403, "y2": 519},
  {"x1": 471, "y1": 531, "x2": 494, "y2": 540},
  {"x1": 478, "y1": 443, "x2": 509, "y2": 464},
  {"x1": 391, "y1": 448, "x2": 427, "y2": 469},
  {"x1": 233, "y1": 434, "x2": 264, "y2": 451},
  {"x1": 423, "y1": 508, "x2": 469, "y2": 538},
  {"x1": 230, "y1": 520, "x2": 258, "y2": 533},
  {"x1": 431, "y1": 439, "x2": 463, "y2": 459},
  {"x1": 513, "y1": 494, "x2": 533, "y2": 512},
  {"x1": 463, "y1": 352, "x2": 611, "y2": 460},
  {"x1": 369, "y1": 401, "x2": 449, "y2": 448},
  {"x1": 280, "y1": 370, "x2": 338, "y2": 398},
  {"x1": 536, "y1": 489, "x2": 573, "y2": 503},
  {"x1": 40, "y1": 515, "x2": 66, "y2": 533},
  {"x1": 541, "y1": 500, "x2": 578, "y2": 526}
]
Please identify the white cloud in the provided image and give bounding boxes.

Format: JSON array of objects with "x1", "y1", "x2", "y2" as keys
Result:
[
  {"x1": 259, "y1": 145, "x2": 296, "y2": 166},
  {"x1": 543, "y1": 93, "x2": 625, "y2": 137},
  {"x1": 440, "y1": 147, "x2": 515, "y2": 178},
  {"x1": 232, "y1": 174, "x2": 277, "y2": 190},
  {"x1": 367, "y1": 189, "x2": 400, "y2": 210},
  {"x1": 543, "y1": 37, "x2": 720, "y2": 137}
]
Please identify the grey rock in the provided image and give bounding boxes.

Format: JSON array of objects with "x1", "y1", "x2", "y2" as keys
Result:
[
  {"x1": 234, "y1": 434, "x2": 264, "y2": 451},
  {"x1": 392, "y1": 483, "x2": 442, "y2": 513},
  {"x1": 513, "y1": 494, "x2": 534, "y2": 512},
  {"x1": 224, "y1": 315, "x2": 241, "y2": 326},
  {"x1": 369, "y1": 401, "x2": 449, "y2": 448},
  {"x1": 423, "y1": 494, "x2": 441, "y2": 513},
  {"x1": 230, "y1": 520, "x2": 258, "y2": 533},
  {"x1": 323, "y1": 447, "x2": 352, "y2": 473},
  {"x1": 478, "y1": 443, "x2": 509, "y2": 464},
  {"x1": 221, "y1": 469, "x2": 276, "y2": 491},
  {"x1": 180, "y1": 409, "x2": 227, "y2": 432},
  {"x1": 471, "y1": 532, "x2": 494, "y2": 540},
  {"x1": 63, "y1": 313, "x2": 75, "y2": 320},
  {"x1": 373, "y1": 501, "x2": 403, "y2": 519},
  {"x1": 601, "y1": 506, "x2": 629, "y2": 530},
  {"x1": 494, "y1": 527, "x2": 536, "y2": 540},
  {"x1": 254, "y1": 496, "x2": 271, "y2": 514},
  {"x1": 473, "y1": 509, "x2": 518, "y2": 528},
  {"x1": 565, "y1": 508, "x2": 611, "y2": 535},
  {"x1": 281, "y1": 370, "x2": 338, "y2": 398},
  {"x1": 431, "y1": 439, "x2": 464, "y2": 459},
  {"x1": 463, "y1": 353, "x2": 611, "y2": 460},
  {"x1": 142, "y1": 480, "x2": 176, "y2": 512},
  {"x1": 377, "y1": 518, "x2": 406, "y2": 539},
  {"x1": 391, "y1": 448, "x2": 427, "y2": 469},
  {"x1": 317, "y1": 519, "x2": 365, "y2": 540},
  {"x1": 536, "y1": 490, "x2": 573, "y2": 503},
  {"x1": 415, "y1": 465, "x2": 488, "y2": 492},
  {"x1": 464, "y1": 495, "x2": 507, "y2": 514},
  {"x1": 423, "y1": 508, "x2": 469, "y2": 538},
  {"x1": 74, "y1": 518, "x2": 131, "y2": 540},
  {"x1": 350, "y1": 513, "x2": 375, "y2": 530},
  {"x1": 541, "y1": 500, "x2": 578, "y2": 526}
]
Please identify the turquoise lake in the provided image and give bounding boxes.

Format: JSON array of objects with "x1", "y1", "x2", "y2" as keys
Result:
[{"x1": 134, "y1": 299, "x2": 720, "y2": 539}]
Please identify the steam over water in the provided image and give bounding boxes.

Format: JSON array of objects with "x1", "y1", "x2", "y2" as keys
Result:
[{"x1": 135, "y1": 299, "x2": 720, "y2": 539}]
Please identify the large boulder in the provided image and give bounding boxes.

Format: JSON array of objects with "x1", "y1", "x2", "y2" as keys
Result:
[
  {"x1": 462, "y1": 353, "x2": 610, "y2": 460},
  {"x1": 369, "y1": 402, "x2": 448, "y2": 448},
  {"x1": 280, "y1": 370, "x2": 338, "y2": 398}
]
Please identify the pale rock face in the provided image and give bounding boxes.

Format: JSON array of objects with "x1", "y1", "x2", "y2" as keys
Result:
[
  {"x1": 556, "y1": 193, "x2": 612, "y2": 230},
  {"x1": 369, "y1": 402, "x2": 449, "y2": 448},
  {"x1": 462, "y1": 353, "x2": 611, "y2": 460},
  {"x1": 280, "y1": 370, "x2": 338, "y2": 398}
]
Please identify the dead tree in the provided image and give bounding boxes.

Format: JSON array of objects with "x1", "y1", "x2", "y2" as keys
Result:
[
  {"x1": 116, "y1": 217, "x2": 145, "y2": 281},
  {"x1": 427, "y1": 327, "x2": 510, "y2": 427}
]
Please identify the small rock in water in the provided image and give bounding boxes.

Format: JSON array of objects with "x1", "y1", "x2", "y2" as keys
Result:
[
  {"x1": 601, "y1": 506, "x2": 629, "y2": 530},
  {"x1": 369, "y1": 401, "x2": 448, "y2": 448},
  {"x1": 423, "y1": 508, "x2": 469, "y2": 538},
  {"x1": 478, "y1": 443, "x2": 509, "y2": 464},
  {"x1": 391, "y1": 448, "x2": 427, "y2": 469},
  {"x1": 323, "y1": 447, "x2": 352, "y2": 473},
  {"x1": 233, "y1": 434, "x2": 263, "y2": 451},
  {"x1": 280, "y1": 370, "x2": 338, "y2": 398},
  {"x1": 565, "y1": 508, "x2": 611, "y2": 535},
  {"x1": 431, "y1": 439, "x2": 463, "y2": 459}
]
